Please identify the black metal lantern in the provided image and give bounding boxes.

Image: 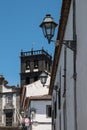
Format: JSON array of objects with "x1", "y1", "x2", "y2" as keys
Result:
[
  {"x1": 30, "y1": 108, "x2": 36, "y2": 115},
  {"x1": 21, "y1": 110, "x2": 24, "y2": 118},
  {"x1": 40, "y1": 14, "x2": 58, "y2": 43},
  {"x1": 39, "y1": 71, "x2": 48, "y2": 86}
]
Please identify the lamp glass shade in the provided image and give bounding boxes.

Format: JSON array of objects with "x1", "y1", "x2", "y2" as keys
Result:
[
  {"x1": 21, "y1": 111, "x2": 24, "y2": 118},
  {"x1": 39, "y1": 71, "x2": 48, "y2": 86},
  {"x1": 30, "y1": 108, "x2": 36, "y2": 114},
  {"x1": 40, "y1": 14, "x2": 57, "y2": 43}
]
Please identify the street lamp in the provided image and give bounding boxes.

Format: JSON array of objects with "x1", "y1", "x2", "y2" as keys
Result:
[
  {"x1": 39, "y1": 71, "x2": 48, "y2": 86},
  {"x1": 30, "y1": 108, "x2": 36, "y2": 117},
  {"x1": 21, "y1": 110, "x2": 24, "y2": 118},
  {"x1": 30, "y1": 108, "x2": 38, "y2": 129},
  {"x1": 40, "y1": 14, "x2": 57, "y2": 44},
  {"x1": 20, "y1": 110, "x2": 25, "y2": 130},
  {"x1": 40, "y1": 14, "x2": 76, "y2": 52}
]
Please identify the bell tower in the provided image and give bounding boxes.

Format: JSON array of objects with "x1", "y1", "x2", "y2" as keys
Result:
[{"x1": 20, "y1": 48, "x2": 52, "y2": 87}]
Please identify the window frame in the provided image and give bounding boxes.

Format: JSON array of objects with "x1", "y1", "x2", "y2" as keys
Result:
[{"x1": 46, "y1": 105, "x2": 52, "y2": 118}]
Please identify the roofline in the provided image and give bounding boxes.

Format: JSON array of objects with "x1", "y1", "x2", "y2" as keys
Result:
[
  {"x1": 29, "y1": 95, "x2": 52, "y2": 100},
  {"x1": 24, "y1": 95, "x2": 51, "y2": 111}
]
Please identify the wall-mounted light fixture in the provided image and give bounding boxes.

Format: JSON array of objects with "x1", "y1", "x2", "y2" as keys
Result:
[
  {"x1": 30, "y1": 108, "x2": 36, "y2": 116},
  {"x1": 20, "y1": 108, "x2": 25, "y2": 129},
  {"x1": 30, "y1": 108, "x2": 38, "y2": 127},
  {"x1": 39, "y1": 71, "x2": 48, "y2": 86},
  {"x1": 40, "y1": 14, "x2": 57, "y2": 44},
  {"x1": 40, "y1": 14, "x2": 76, "y2": 51},
  {"x1": 21, "y1": 111, "x2": 24, "y2": 119}
]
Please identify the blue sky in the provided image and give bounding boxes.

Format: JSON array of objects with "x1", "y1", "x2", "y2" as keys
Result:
[{"x1": 0, "y1": 0, "x2": 62, "y2": 86}]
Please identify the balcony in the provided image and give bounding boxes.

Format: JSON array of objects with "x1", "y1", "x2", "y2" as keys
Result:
[{"x1": 21, "y1": 49, "x2": 52, "y2": 59}]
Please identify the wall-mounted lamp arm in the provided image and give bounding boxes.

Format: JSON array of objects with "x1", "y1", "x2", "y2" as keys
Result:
[{"x1": 51, "y1": 39, "x2": 76, "y2": 51}]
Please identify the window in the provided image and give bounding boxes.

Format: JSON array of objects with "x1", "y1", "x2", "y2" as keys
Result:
[
  {"x1": 45, "y1": 61, "x2": 47, "y2": 69},
  {"x1": 26, "y1": 61, "x2": 30, "y2": 70},
  {"x1": 8, "y1": 95, "x2": 13, "y2": 105},
  {"x1": 34, "y1": 60, "x2": 38, "y2": 68},
  {"x1": 46, "y1": 105, "x2": 52, "y2": 117},
  {"x1": 26, "y1": 77, "x2": 30, "y2": 84},
  {"x1": 6, "y1": 95, "x2": 13, "y2": 105},
  {"x1": 48, "y1": 64, "x2": 50, "y2": 72},
  {"x1": 6, "y1": 112, "x2": 13, "y2": 126},
  {"x1": 34, "y1": 76, "x2": 38, "y2": 82}
]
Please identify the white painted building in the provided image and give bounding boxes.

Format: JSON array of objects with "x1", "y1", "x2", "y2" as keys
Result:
[
  {"x1": 20, "y1": 75, "x2": 52, "y2": 130},
  {"x1": 0, "y1": 75, "x2": 20, "y2": 127},
  {"x1": 49, "y1": 0, "x2": 87, "y2": 130},
  {"x1": 25, "y1": 95, "x2": 52, "y2": 130},
  {"x1": 21, "y1": 76, "x2": 50, "y2": 111}
]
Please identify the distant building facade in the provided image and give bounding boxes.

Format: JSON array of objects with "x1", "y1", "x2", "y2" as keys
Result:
[
  {"x1": 26, "y1": 95, "x2": 52, "y2": 130},
  {"x1": 0, "y1": 76, "x2": 20, "y2": 127},
  {"x1": 20, "y1": 78, "x2": 50, "y2": 111},
  {"x1": 20, "y1": 79, "x2": 52, "y2": 130},
  {"x1": 20, "y1": 49, "x2": 52, "y2": 130},
  {"x1": 20, "y1": 48, "x2": 52, "y2": 86}
]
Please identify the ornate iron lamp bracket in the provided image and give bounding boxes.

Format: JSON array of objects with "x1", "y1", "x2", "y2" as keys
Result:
[{"x1": 53, "y1": 40, "x2": 76, "y2": 51}]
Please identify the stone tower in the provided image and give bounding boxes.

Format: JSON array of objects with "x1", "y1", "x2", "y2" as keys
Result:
[{"x1": 20, "y1": 48, "x2": 52, "y2": 87}]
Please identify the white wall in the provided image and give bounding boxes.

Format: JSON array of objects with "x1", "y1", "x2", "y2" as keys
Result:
[
  {"x1": 28, "y1": 100, "x2": 51, "y2": 130},
  {"x1": 76, "y1": 0, "x2": 87, "y2": 130},
  {"x1": 53, "y1": 0, "x2": 87, "y2": 130},
  {"x1": 53, "y1": 1, "x2": 76, "y2": 130},
  {"x1": 64, "y1": 3, "x2": 75, "y2": 128},
  {"x1": 1, "y1": 85, "x2": 18, "y2": 126},
  {"x1": 2, "y1": 85, "x2": 12, "y2": 125},
  {"x1": 2, "y1": 95, "x2": 5, "y2": 125},
  {"x1": 13, "y1": 94, "x2": 16, "y2": 123},
  {"x1": 26, "y1": 79, "x2": 50, "y2": 97},
  {"x1": 2, "y1": 86, "x2": 12, "y2": 93}
]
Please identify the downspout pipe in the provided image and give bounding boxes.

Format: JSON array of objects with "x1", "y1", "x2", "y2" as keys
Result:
[{"x1": 73, "y1": 0, "x2": 77, "y2": 130}]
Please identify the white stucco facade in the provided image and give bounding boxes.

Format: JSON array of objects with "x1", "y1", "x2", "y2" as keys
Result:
[
  {"x1": 76, "y1": 0, "x2": 87, "y2": 130},
  {"x1": 22, "y1": 75, "x2": 52, "y2": 130},
  {"x1": 51, "y1": 0, "x2": 87, "y2": 130},
  {"x1": 0, "y1": 84, "x2": 20, "y2": 126},
  {"x1": 25, "y1": 76, "x2": 50, "y2": 97},
  {"x1": 23, "y1": 76, "x2": 50, "y2": 110},
  {"x1": 27, "y1": 99, "x2": 51, "y2": 130}
]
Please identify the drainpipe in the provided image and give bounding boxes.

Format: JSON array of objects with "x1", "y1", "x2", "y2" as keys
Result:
[
  {"x1": 63, "y1": 47, "x2": 67, "y2": 130},
  {"x1": 73, "y1": 0, "x2": 77, "y2": 130}
]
